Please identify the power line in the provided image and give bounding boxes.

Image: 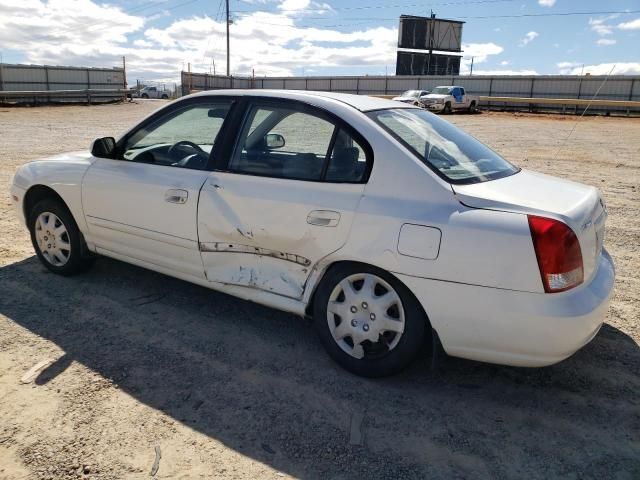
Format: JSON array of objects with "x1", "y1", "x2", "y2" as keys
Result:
[
  {"x1": 233, "y1": 0, "x2": 517, "y2": 14},
  {"x1": 231, "y1": 9, "x2": 640, "y2": 28}
]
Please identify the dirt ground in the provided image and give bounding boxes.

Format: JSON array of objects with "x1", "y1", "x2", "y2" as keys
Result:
[{"x1": 0, "y1": 101, "x2": 638, "y2": 480}]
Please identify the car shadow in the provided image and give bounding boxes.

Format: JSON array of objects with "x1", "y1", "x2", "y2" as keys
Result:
[{"x1": 1, "y1": 256, "x2": 639, "y2": 479}]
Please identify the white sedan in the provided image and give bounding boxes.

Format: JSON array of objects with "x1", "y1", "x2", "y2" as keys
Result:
[{"x1": 10, "y1": 90, "x2": 615, "y2": 377}]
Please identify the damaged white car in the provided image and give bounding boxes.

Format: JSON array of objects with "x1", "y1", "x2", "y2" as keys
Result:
[{"x1": 10, "y1": 90, "x2": 615, "y2": 377}]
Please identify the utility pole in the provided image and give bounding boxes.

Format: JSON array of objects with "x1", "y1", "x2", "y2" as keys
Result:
[
  {"x1": 470, "y1": 56, "x2": 474, "y2": 76},
  {"x1": 426, "y1": 11, "x2": 435, "y2": 75},
  {"x1": 226, "y1": 0, "x2": 230, "y2": 76}
]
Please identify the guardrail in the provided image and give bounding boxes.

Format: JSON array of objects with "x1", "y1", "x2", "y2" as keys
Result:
[
  {"x1": 375, "y1": 94, "x2": 640, "y2": 114},
  {"x1": 0, "y1": 89, "x2": 132, "y2": 104}
]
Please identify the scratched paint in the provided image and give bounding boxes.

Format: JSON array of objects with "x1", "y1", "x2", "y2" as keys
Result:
[{"x1": 199, "y1": 242, "x2": 311, "y2": 267}]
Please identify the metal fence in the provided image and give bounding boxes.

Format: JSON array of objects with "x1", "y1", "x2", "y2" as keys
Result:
[
  {"x1": 0, "y1": 63, "x2": 127, "y2": 104},
  {"x1": 181, "y1": 72, "x2": 640, "y2": 114}
]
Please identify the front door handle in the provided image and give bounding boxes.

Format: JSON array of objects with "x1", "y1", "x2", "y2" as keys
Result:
[
  {"x1": 165, "y1": 189, "x2": 188, "y2": 204},
  {"x1": 307, "y1": 210, "x2": 340, "y2": 227}
]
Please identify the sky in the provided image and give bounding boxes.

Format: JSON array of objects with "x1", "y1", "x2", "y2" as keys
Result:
[{"x1": 0, "y1": 0, "x2": 639, "y2": 83}]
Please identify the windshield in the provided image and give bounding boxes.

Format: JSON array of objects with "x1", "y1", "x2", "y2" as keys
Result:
[
  {"x1": 368, "y1": 108, "x2": 520, "y2": 184},
  {"x1": 402, "y1": 90, "x2": 421, "y2": 98},
  {"x1": 430, "y1": 87, "x2": 452, "y2": 95}
]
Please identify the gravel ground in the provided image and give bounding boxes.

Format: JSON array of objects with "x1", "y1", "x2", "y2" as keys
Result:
[{"x1": 0, "y1": 101, "x2": 639, "y2": 480}]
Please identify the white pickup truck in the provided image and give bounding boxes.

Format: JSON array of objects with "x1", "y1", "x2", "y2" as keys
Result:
[
  {"x1": 133, "y1": 86, "x2": 170, "y2": 99},
  {"x1": 420, "y1": 86, "x2": 479, "y2": 114}
]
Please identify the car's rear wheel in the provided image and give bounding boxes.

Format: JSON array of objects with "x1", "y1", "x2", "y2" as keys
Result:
[
  {"x1": 29, "y1": 199, "x2": 94, "y2": 275},
  {"x1": 314, "y1": 263, "x2": 428, "y2": 377},
  {"x1": 161, "y1": 94, "x2": 169, "y2": 99},
  {"x1": 468, "y1": 101, "x2": 477, "y2": 113}
]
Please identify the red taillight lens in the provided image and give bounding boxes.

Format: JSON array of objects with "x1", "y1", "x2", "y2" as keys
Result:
[{"x1": 528, "y1": 215, "x2": 583, "y2": 293}]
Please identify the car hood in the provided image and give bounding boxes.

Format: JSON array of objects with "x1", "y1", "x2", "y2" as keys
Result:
[
  {"x1": 27, "y1": 150, "x2": 93, "y2": 164},
  {"x1": 453, "y1": 169, "x2": 606, "y2": 279},
  {"x1": 392, "y1": 96, "x2": 416, "y2": 101}
]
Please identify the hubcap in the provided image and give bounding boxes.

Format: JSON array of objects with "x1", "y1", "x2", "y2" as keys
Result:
[
  {"x1": 326, "y1": 273, "x2": 405, "y2": 359},
  {"x1": 34, "y1": 212, "x2": 71, "y2": 267}
]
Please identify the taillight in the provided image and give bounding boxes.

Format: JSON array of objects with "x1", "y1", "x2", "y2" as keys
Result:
[{"x1": 527, "y1": 215, "x2": 583, "y2": 293}]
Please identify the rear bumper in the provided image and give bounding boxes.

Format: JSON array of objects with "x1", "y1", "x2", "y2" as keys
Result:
[{"x1": 396, "y1": 249, "x2": 615, "y2": 367}]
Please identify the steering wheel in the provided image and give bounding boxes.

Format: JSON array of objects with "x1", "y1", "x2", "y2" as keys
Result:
[
  {"x1": 168, "y1": 140, "x2": 206, "y2": 158},
  {"x1": 168, "y1": 140, "x2": 209, "y2": 169}
]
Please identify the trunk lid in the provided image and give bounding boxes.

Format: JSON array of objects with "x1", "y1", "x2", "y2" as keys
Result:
[{"x1": 453, "y1": 169, "x2": 607, "y2": 281}]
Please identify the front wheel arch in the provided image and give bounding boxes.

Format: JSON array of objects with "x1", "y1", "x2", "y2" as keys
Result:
[{"x1": 23, "y1": 185, "x2": 67, "y2": 223}]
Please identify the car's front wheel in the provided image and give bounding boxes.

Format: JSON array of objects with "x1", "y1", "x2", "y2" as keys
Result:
[
  {"x1": 314, "y1": 263, "x2": 428, "y2": 377},
  {"x1": 29, "y1": 199, "x2": 94, "y2": 275}
]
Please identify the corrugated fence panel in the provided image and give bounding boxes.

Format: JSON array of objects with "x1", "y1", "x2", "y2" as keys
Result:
[
  {"x1": 490, "y1": 77, "x2": 533, "y2": 96},
  {"x1": 284, "y1": 78, "x2": 306, "y2": 89},
  {"x1": 306, "y1": 78, "x2": 331, "y2": 90},
  {"x1": 358, "y1": 77, "x2": 387, "y2": 93},
  {"x1": 330, "y1": 77, "x2": 359, "y2": 92},
  {"x1": 2, "y1": 66, "x2": 47, "y2": 90},
  {"x1": 262, "y1": 78, "x2": 285, "y2": 89},
  {"x1": 1, "y1": 63, "x2": 127, "y2": 103},
  {"x1": 179, "y1": 72, "x2": 640, "y2": 113},
  {"x1": 47, "y1": 68, "x2": 86, "y2": 85},
  {"x1": 580, "y1": 78, "x2": 631, "y2": 99},
  {"x1": 533, "y1": 78, "x2": 578, "y2": 97}
]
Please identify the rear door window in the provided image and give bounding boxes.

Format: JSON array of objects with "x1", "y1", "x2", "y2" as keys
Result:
[{"x1": 229, "y1": 103, "x2": 369, "y2": 182}]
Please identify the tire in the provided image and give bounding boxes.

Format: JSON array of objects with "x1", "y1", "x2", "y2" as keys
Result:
[
  {"x1": 141, "y1": 93, "x2": 149, "y2": 99},
  {"x1": 313, "y1": 263, "x2": 428, "y2": 377},
  {"x1": 28, "y1": 198, "x2": 94, "y2": 276},
  {"x1": 161, "y1": 94, "x2": 168, "y2": 99},
  {"x1": 468, "y1": 101, "x2": 477, "y2": 113},
  {"x1": 443, "y1": 102, "x2": 452, "y2": 114}
]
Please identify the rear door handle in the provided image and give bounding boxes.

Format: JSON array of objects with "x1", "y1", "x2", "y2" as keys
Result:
[
  {"x1": 307, "y1": 210, "x2": 340, "y2": 227},
  {"x1": 165, "y1": 189, "x2": 188, "y2": 204}
]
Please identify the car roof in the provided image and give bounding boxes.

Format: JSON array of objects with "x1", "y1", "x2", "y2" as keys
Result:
[{"x1": 189, "y1": 89, "x2": 416, "y2": 112}]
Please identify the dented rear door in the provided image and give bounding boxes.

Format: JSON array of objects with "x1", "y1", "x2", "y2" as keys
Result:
[{"x1": 197, "y1": 173, "x2": 364, "y2": 298}]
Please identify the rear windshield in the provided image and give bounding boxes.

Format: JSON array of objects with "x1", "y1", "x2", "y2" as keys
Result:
[
  {"x1": 367, "y1": 108, "x2": 520, "y2": 184},
  {"x1": 431, "y1": 87, "x2": 452, "y2": 94}
]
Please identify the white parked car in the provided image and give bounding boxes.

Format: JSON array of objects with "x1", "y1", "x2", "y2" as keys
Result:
[
  {"x1": 10, "y1": 90, "x2": 614, "y2": 377},
  {"x1": 420, "y1": 86, "x2": 479, "y2": 113},
  {"x1": 391, "y1": 90, "x2": 430, "y2": 107}
]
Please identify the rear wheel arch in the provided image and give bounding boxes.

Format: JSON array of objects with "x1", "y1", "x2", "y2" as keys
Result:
[{"x1": 305, "y1": 260, "x2": 432, "y2": 329}]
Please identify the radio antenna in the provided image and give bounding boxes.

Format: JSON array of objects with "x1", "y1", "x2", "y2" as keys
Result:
[{"x1": 552, "y1": 64, "x2": 616, "y2": 160}]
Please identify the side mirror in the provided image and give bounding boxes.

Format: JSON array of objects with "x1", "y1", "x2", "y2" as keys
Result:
[
  {"x1": 91, "y1": 137, "x2": 116, "y2": 158},
  {"x1": 264, "y1": 133, "x2": 285, "y2": 149}
]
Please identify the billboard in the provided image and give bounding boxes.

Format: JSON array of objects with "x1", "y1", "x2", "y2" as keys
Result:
[
  {"x1": 397, "y1": 15, "x2": 464, "y2": 53},
  {"x1": 395, "y1": 51, "x2": 461, "y2": 76}
]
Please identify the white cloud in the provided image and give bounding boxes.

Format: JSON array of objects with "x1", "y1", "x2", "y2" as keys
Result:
[
  {"x1": 0, "y1": 0, "x2": 397, "y2": 80},
  {"x1": 588, "y1": 15, "x2": 618, "y2": 36},
  {"x1": 618, "y1": 18, "x2": 640, "y2": 30},
  {"x1": 519, "y1": 31, "x2": 539, "y2": 46},
  {"x1": 538, "y1": 0, "x2": 556, "y2": 7},
  {"x1": 596, "y1": 38, "x2": 616, "y2": 46},
  {"x1": 557, "y1": 62, "x2": 640, "y2": 75},
  {"x1": 458, "y1": 42, "x2": 504, "y2": 73},
  {"x1": 500, "y1": 60, "x2": 510, "y2": 66}
]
